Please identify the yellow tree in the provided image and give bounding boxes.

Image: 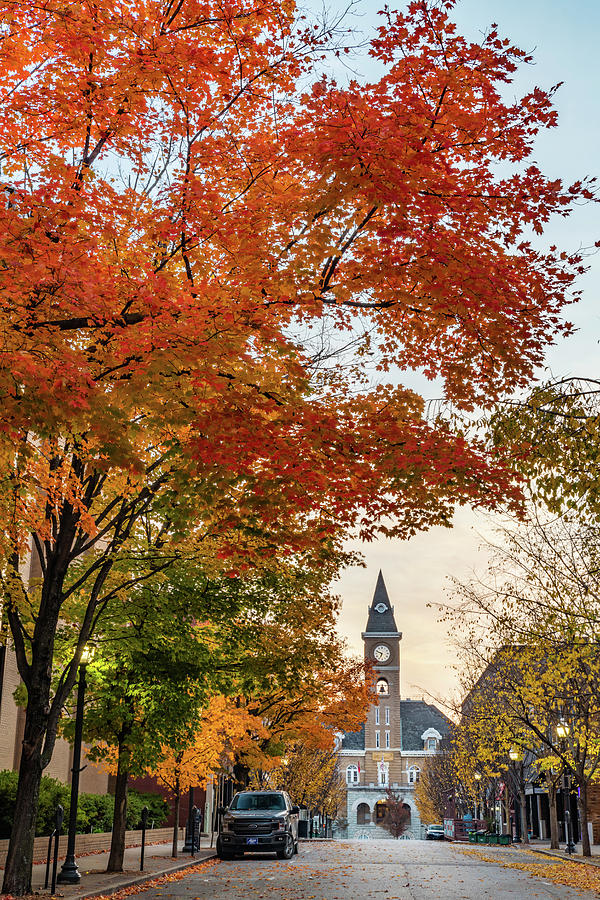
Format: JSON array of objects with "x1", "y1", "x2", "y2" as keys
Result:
[
  {"x1": 447, "y1": 511, "x2": 600, "y2": 855},
  {"x1": 414, "y1": 749, "x2": 455, "y2": 826},
  {"x1": 263, "y1": 743, "x2": 346, "y2": 823},
  {"x1": 452, "y1": 679, "x2": 538, "y2": 843},
  {"x1": 150, "y1": 696, "x2": 262, "y2": 857}
]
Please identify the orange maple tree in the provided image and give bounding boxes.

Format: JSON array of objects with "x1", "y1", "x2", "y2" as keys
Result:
[
  {"x1": 0, "y1": 0, "x2": 591, "y2": 892},
  {"x1": 149, "y1": 696, "x2": 261, "y2": 857}
]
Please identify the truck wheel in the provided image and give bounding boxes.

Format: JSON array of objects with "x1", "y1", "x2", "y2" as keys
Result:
[
  {"x1": 277, "y1": 833, "x2": 294, "y2": 860},
  {"x1": 216, "y1": 837, "x2": 234, "y2": 860}
]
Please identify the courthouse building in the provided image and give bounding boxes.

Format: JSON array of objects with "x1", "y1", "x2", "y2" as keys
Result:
[{"x1": 336, "y1": 572, "x2": 451, "y2": 839}]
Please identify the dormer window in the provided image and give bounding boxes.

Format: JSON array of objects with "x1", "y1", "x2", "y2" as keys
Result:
[
  {"x1": 376, "y1": 678, "x2": 389, "y2": 696},
  {"x1": 421, "y1": 727, "x2": 442, "y2": 752}
]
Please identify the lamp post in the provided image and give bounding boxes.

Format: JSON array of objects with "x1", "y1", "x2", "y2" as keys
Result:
[
  {"x1": 563, "y1": 772, "x2": 576, "y2": 855},
  {"x1": 183, "y1": 786, "x2": 195, "y2": 853},
  {"x1": 57, "y1": 648, "x2": 92, "y2": 885},
  {"x1": 508, "y1": 749, "x2": 520, "y2": 842},
  {"x1": 474, "y1": 772, "x2": 481, "y2": 821},
  {"x1": 555, "y1": 719, "x2": 576, "y2": 854}
]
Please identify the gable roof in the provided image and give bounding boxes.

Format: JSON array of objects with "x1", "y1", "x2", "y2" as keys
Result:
[
  {"x1": 400, "y1": 700, "x2": 452, "y2": 751},
  {"x1": 340, "y1": 722, "x2": 365, "y2": 751}
]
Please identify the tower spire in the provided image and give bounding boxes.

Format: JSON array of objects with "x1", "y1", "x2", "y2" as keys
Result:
[{"x1": 363, "y1": 571, "x2": 400, "y2": 635}]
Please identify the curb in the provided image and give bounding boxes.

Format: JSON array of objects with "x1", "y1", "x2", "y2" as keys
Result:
[
  {"x1": 514, "y1": 844, "x2": 600, "y2": 869},
  {"x1": 72, "y1": 851, "x2": 217, "y2": 900}
]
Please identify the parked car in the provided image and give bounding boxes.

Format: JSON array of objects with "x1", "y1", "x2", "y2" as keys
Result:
[
  {"x1": 216, "y1": 790, "x2": 299, "y2": 860},
  {"x1": 426, "y1": 824, "x2": 445, "y2": 841}
]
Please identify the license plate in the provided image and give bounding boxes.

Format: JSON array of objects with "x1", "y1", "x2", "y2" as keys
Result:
[{"x1": 246, "y1": 837, "x2": 258, "y2": 845}]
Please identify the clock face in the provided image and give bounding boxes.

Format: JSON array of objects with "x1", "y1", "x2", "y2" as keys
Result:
[
  {"x1": 373, "y1": 644, "x2": 391, "y2": 663},
  {"x1": 374, "y1": 602, "x2": 387, "y2": 613}
]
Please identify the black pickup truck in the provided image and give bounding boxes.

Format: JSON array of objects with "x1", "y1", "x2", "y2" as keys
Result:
[{"x1": 216, "y1": 790, "x2": 299, "y2": 860}]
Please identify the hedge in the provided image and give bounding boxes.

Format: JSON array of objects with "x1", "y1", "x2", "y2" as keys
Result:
[{"x1": 0, "y1": 770, "x2": 168, "y2": 838}]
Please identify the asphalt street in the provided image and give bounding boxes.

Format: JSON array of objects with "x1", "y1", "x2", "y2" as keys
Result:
[{"x1": 131, "y1": 839, "x2": 599, "y2": 899}]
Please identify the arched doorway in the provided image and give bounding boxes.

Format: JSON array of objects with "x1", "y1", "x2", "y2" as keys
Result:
[
  {"x1": 357, "y1": 803, "x2": 371, "y2": 825},
  {"x1": 375, "y1": 800, "x2": 388, "y2": 824}
]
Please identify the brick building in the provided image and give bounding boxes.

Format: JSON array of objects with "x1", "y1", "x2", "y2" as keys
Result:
[
  {"x1": 336, "y1": 572, "x2": 450, "y2": 839},
  {"x1": 0, "y1": 548, "x2": 109, "y2": 795}
]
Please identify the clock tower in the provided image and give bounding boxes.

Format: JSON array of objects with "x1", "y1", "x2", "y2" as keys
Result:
[{"x1": 361, "y1": 571, "x2": 402, "y2": 778}]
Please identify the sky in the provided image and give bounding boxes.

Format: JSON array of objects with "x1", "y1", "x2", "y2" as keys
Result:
[{"x1": 311, "y1": 0, "x2": 600, "y2": 705}]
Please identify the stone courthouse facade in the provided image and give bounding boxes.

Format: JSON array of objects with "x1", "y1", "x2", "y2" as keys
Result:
[{"x1": 336, "y1": 572, "x2": 451, "y2": 839}]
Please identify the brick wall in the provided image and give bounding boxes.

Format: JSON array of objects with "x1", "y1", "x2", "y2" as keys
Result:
[
  {"x1": 0, "y1": 646, "x2": 110, "y2": 794},
  {"x1": 0, "y1": 826, "x2": 184, "y2": 868},
  {"x1": 0, "y1": 650, "x2": 22, "y2": 771}
]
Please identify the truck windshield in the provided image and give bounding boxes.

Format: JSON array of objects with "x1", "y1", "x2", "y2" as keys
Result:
[{"x1": 230, "y1": 793, "x2": 285, "y2": 811}]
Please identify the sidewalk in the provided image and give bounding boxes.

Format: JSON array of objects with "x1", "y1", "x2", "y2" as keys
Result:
[
  {"x1": 2, "y1": 837, "x2": 216, "y2": 900},
  {"x1": 516, "y1": 838, "x2": 600, "y2": 867}
]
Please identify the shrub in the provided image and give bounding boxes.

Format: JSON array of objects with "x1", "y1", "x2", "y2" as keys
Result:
[
  {"x1": 127, "y1": 791, "x2": 169, "y2": 830},
  {"x1": 0, "y1": 770, "x2": 18, "y2": 839},
  {"x1": 78, "y1": 792, "x2": 114, "y2": 833},
  {"x1": 0, "y1": 770, "x2": 168, "y2": 837},
  {"x1": 36, "y1": 775, "x2": 70, "y2": 835}
]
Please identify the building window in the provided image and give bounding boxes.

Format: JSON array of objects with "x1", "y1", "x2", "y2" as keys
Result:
[
  {"x1": 385, "y1": 730, "x2": 390, "y2": 749},
  {"x1": 385, "y1": 707, "x2": 390, "y2": 725},
  {"x1": 408, "y1": 765, "x2": 420, "y2": 784},
  {"x1": 421, "y1": 728, "x2": 442, "y2": 751},
  {"x1": 377, "y1": 760, "x2": 389, "y2": 787},
  {"x1": 376, "y1": 678, "x2": 389, "y2": 696},
  {"x1": 375, "y1": 707, "x2": 380, "y2": 725},
  {"x1": 375, "y1": 730, "x2": 380, "y2": 748},
  {"x1": 346, "y1": 765, "x2": 359, "y2": 785},
  {"x1": 357, "y1": 802, "x2": 370, "y2": 825}
]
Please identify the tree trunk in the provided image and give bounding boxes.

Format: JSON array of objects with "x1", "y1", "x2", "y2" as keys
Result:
[
  {"x1": 233, "y1": 761, "x2": 250, "y2": 789},
  {"x1": 3, "y1": 526, "x2": 83, "y2": 895},
  {"x1": 1, "y1": 738, "x2": 43, "y2": 895},
  {"x1": 578, "y1": 779, "x2": 591, "y2": 857},
  {"x1": 548, "y1": 783, "x2": 559, "y2": 850},
  {"x1": 519, "y1": 791, "x2": 529, "y2": 844},
  {"x1": 172, "y1": 786, "x2": 180, "y2": 858},
  {"x1": 1, "y1": 621, "x2": 64, "y2": 898},
  {"x1": 107, "y1": 752, "x2": 129, "y2": 872}
]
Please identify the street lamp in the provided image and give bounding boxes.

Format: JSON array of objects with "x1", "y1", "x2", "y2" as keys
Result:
[
  {"x1": 556, "y1": 720, "x2": 569, "y2": 739},
  {"x1": 474, "y1": 772, "x2": 482, "y2": 821},
  {"x1": 555, "y1": 719, "x2": 576, "y2": 854},
  {"x1": 57, "y1": 647, "x2": 92, "y2": 885},
  {"x1": 507, "y1": 750, "x2": 521, "y2": 841}
]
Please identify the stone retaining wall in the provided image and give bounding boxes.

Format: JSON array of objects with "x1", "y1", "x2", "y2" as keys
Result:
[{"x1": 0, "y1": 826, "x2": 184, "y2": 868}]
